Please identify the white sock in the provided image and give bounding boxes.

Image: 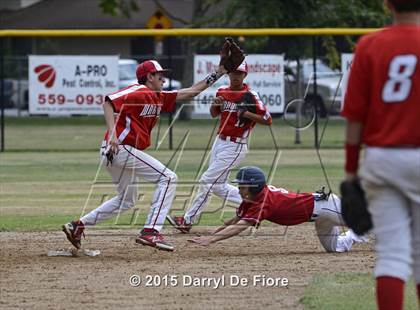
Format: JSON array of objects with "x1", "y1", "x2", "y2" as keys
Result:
[
  {"x1": 335, "y1": 230, "x2": 354, "y2": 252},
  {"x1": 348, "y1": 229, "x2": 369, "y2": 243}
]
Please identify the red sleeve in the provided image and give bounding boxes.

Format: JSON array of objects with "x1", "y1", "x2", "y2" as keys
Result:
[
  {"x1": 341, "y1": 36, "x2": 371, "y2": 122},
  {"x1": 105, "y1": 95, "x2": 123, "y2": 113},
  {"x1": 237, "y1": 202, "x2": 268, "y2": 225},
  {"x1": 249, "y1": 90, "x2": 271, "y2": 121},
  {"x1": 161, "y1": 91, "x2": 178, "y2": 113}
]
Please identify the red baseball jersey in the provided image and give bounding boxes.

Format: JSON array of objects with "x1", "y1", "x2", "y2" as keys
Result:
[
  {"x1": 236, "y1": 185, "x2": 314, "y2": 226},
  {"x1": 215, "y1": 84, "x2": 271, "y2": 138},
  {"x1": 342, "y1": 24, "x2": 420, "y2": 146},
  {"x1": 105, "y1": 84, "x2": 177, "y2": 150}
]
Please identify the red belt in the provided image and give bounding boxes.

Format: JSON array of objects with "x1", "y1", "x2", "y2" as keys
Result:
[{"x1": 219, "y1": 134, "x2": 247, "y2": 144}]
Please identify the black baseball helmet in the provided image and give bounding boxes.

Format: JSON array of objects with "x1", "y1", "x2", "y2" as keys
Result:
[{"x1": 234, "y1": 166, "x2": 266, "y2": 194}]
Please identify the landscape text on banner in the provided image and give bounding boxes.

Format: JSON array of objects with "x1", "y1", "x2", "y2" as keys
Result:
[{"x1": 193, "y1": 54, "x2": 285, "y2": 115}]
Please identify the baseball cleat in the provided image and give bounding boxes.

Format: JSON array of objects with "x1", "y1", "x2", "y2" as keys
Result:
[
  {"x1": 135, "y1": 229, "x2": 174, "y2": 252},
  {"x1": 166, "y1": 215, "x2": 192, "y2": 233},
  {"x1": 62, "y1": 220, "x2": 85, "y2": 249}
]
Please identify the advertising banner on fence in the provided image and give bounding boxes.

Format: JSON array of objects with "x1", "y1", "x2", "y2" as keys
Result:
[
  {"x1": 341, "y1": 53, "x2": 354, "y2": 104},
  {"x1": 193, "y1": 54, "x2": 285, "y2": 115},
  {"x1": 29, "y1": 55, "x2": 119, "y2": 115}
]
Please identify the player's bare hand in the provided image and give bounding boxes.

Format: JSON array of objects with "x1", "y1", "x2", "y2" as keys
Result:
[{"x1": 187, "y1": 236, "x2": 212, "y2": 246}]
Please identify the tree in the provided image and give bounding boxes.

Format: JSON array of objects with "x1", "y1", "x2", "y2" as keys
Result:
[
  {"x1": 211, "y1": 0, "x2": 391, "y2": 66},
  {"x1": 99, "y1": 0, "x2": 139, "y2": 17}
]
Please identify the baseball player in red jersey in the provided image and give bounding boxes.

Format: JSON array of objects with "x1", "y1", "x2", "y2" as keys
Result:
[
  {"x1": 63, "y1": 59, "x2": 228, "y2": 251},
  {"x1": 188, "y1": 166, "x2": 367, "y2": 252},
  {"x1": 167, "y1": 61, "x2": 272, "y2": 233},
  {"x1": 342, "y1": 1, "x2": 420, "y2": 308}
]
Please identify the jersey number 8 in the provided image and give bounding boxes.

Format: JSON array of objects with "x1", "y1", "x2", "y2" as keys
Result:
[{"x1": 382, "y1": 54, "x2": 417, "y2": 103}]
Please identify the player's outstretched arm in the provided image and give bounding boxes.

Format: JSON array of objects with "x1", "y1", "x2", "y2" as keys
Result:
[
  {"x1": 188, "y1": 220, "x2": 252, "y2": 246},
  {"x1": 212, "y1": 216, "x2": 241, "y2": 234},
  {"x1": 176, "y1": 66, "x2": 227, "y2": 102}
]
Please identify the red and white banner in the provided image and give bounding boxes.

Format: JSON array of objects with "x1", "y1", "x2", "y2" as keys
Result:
[
  {"x1": 29, "y1": 55, "x2": 119, "y2": 115},
  {"x1": 193, "y1": 54, "x2": 285, "y2": 115}
]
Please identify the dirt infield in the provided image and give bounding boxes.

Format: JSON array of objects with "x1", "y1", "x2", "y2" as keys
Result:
[{"x1": 0, "y1": 224, "x2": 374, "y2": 310}]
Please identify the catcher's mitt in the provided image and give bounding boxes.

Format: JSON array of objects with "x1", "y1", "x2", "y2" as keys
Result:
[
  {"x1": 340, "y1": 180, "x2": 373, "y2": 235},
  {"x1": 219, "y1": 37, "x2": 245, "y2": 72},
  {"x1": 237, "y1": 92, "x2": 256, "y2": 125}
]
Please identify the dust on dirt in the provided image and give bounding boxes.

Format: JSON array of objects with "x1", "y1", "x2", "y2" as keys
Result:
[{"x1": 0, "y1": 224, "x2": 374, "y2": 309}]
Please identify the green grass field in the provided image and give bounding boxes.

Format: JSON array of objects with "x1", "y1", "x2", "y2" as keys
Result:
[
  {"x1": 0, "y1": 148, "x2": 345, "y2": 231},
  {"x1": 1, "y1": 116, "x2": 347, "y2": 232},
  {"x1": 301, "y1": 273, "x2": 418, "y2": 310},
  {"x1": 3, "y1": 115, "x2": 345, "y2": 151},
  {"x1": 2, "y1": 116, "x2": 417, "y2": 309}
]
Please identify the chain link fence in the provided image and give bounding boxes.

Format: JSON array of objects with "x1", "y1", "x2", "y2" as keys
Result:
[{"x1": 0, "y1": 30, "x2": 370, "y2": 151}]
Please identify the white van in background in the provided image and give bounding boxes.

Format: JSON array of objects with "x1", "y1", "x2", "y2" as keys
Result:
[
  {"x1": 119, "y1": 59, "x2": 182, "y2": 90},
  {"x1": 284, "y1": 59, "x2": 343, "y2": 117}
]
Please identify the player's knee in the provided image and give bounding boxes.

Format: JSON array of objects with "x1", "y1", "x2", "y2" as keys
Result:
[
  {"x1": 162, "y1": 170, "x2": 177, "y2": 185},
  {"x1": 316, "y1": 226, "x2": 339, "y2": 252},
  {"x1": 318, "y1": 236, "x2": 337, "y2": 253},
  {"x1": 211, "y1": 185, "x2": 224, "y2": 196},
  {"x1": 123, "y1": 200, "x2": 135, "y2": 210},
  {"x1": 199, "y1": 175, "x2": 214, "y2": 188},
  {"x1": 375, "y1": 247, "x2": 412, "y2": 281},
  {"x1": 116, "y1": 195, "x2": 136, "y2": 210},
  {"x1": 168, "y1": 170, "x2": 177, "y2": 182},
  {"x1": 212, "y1": 183, "x2": 232, "y2": 197}
]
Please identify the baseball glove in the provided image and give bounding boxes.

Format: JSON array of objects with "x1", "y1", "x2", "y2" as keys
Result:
[
  {"x1": 219, "y1": 37, "x2": 245, "y2": 72},
  {"x1": 340, "y1": 180, "x2": 373, "y2": 235},
  {"x1": 237, "y1": 92, "x2": 256, "y2": 125}
]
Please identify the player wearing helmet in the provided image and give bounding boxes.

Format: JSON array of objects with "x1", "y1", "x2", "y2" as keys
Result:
[{"x1": 189, "y1": 166, "x2": 367, "y2": 252}]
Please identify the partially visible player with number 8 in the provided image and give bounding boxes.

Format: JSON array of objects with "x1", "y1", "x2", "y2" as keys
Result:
[
  {"x1": 167, "y1": 61, "x2": 272, "y2": 232},
  {"x1": 342, "y1": 1, "x2": 420, "y2": 309}
]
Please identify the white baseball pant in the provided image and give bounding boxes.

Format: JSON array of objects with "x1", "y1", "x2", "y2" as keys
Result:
[
  {"x1": 312, "y1": 193, "x2": 366, "y2": 252},
  {"x1": 184, "y1": 137, "x2": 248, "y2": 224},
  {"x1": 361, "y1": 147, "x2": 420, "y2": 283},
  {"x1": 80, "y1": 143, "x2": 177, "y2": 232}
]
